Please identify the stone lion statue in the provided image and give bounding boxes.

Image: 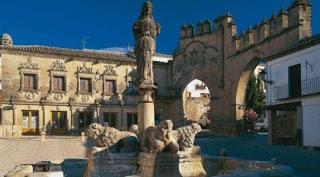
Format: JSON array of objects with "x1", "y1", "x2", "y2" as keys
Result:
[
  {"x1": 86, "y1": 123, "x2": 139, "y2": 153},
  {"x1": 141, "y1": 120, "x2": 202, "y2": 153},
  {"x1": 141, "y1": 120, "x2": 179, "y2": 153},
  {"x1": 172, "y1": 123, "x2": 202, "y2": 151}
]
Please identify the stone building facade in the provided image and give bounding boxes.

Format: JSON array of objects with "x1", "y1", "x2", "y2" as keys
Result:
[
  {"x1": 0, "y1": 36, "x2": 172, "y2": 135},
  {"x1": 0, "y1": 0, "x2": 315, "y2": 136}
]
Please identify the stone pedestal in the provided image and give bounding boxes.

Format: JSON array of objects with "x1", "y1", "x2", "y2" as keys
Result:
[
  {"x1": 85, "y1": 150, "x2": 138, "y2": 177},
  {"x1": 138, "y1": 152, "x2": 206, "y2": 177}
]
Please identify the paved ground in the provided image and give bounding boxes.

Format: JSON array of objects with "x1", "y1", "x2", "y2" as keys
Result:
[
  {"x1": 196, "y1": 133, "x2": 320, "y2": 177},
  {"x1": 1, "y1": 134, "x2": 319, "y2": 177},
  {"x1": 0, "y1": 136, "x2": 86, "y2": 177}
]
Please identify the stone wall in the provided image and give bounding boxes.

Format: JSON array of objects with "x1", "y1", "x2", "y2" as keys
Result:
[
  {"x1": 184, "y1": 97, "x2": 210, "y2": 122},
  {"x1": 171, "y1": 1, "x2": 312, "y2": 135}
]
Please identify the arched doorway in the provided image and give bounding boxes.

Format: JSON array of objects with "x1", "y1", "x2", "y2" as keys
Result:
[
  {"x1": 182, "y1": 79, "x2": 211, "y2": 128},
  {"x1": 235, "y1": 58, "x2": 267, "y2": 122}
]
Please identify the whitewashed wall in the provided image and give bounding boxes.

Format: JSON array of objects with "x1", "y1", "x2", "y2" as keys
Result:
[
  {"x1": 302, "y1": 95, "x2": 320, "y2": 147},
  {"x1": 267, "y1": 44, "x2": 320, "y2": 105},
  {"x1": 267, "y1": 44, "x2": 320, "y2": 147}
]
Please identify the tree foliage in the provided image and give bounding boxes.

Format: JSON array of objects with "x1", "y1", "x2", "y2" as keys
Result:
[{"x1": 245, "y1": 75, "x2": 266, "y2": 115}]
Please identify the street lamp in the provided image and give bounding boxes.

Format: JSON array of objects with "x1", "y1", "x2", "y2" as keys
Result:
[{"x1": 259, "y1": 69, "x2": 274, "y2": 85}]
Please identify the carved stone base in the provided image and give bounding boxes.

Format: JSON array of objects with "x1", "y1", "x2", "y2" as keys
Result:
[
  {"x1": 138, "y1": 152, "x2": 206, "y2": 177},
  {"x1": 85, "y1": 150, "x2": 138, "y2": 177}
]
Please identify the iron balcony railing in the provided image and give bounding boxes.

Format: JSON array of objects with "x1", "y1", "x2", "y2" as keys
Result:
[
  {"x1": 302, "y1": 76, "x2": 320, "y2": 95},
  {"x1": 274, "y1": 76, "x2": 320, "y2": 100},
  {"x1": 274, "y1": 84, "x2": 289, "y2": 100}
]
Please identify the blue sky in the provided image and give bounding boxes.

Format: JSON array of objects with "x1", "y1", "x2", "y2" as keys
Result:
[{"x1": 0, "y1": 0, "x2": 319, "y2": 54}]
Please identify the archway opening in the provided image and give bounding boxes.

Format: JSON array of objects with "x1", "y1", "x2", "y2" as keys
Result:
[
  {"x1": 236, "y1": 60, "x2": 267, "y2": 131},
  {"x1": 182, "y1": 79, "x2": 211, "y2": 128}
]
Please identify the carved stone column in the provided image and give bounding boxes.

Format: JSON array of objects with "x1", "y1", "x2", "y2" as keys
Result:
[{"x1": 133, "y1": 0, "x2": 160, "y2": 134}]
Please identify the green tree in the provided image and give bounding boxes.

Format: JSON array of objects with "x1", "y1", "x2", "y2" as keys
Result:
[{"x1": 245, "y1": 75, "x2": 266, "y2": 115}]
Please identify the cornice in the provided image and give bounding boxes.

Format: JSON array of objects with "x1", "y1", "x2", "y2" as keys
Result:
[{"x1": 0, "y1": 45, "x2": 137, "y2": 66}]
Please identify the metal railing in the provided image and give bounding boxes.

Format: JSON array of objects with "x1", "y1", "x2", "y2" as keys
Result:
[
  {"x1": 274, "y1": 84, "x2": 289, "y2": 100},
  {"x1": 274, "y1": 76, "x2": 320, "y2": 100},
  {"x1": 302, "y1": 76, "x2": 320, "y2": 95}
]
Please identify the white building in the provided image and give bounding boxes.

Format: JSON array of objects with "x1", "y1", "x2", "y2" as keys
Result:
[
  {"x1": 185, "y1": 79, "x2": 210, "y2": 98},
  {"x1": 266, "y1": 35, "x2": 320, "y2": 148}
]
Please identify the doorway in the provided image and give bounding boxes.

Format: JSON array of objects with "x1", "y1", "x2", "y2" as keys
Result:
[
  {"x1": 22, "y1": 110, "x2": 39, "y2": 135},
  {"x1": 51, "y1": 111, "x2": 67, "y2": 135},
  {"x1": 289, "y1": 64, "x2": 301, "y2": 98},
  {"x1": 78, "y1": 112, "x2": 93, "y2": 131}
]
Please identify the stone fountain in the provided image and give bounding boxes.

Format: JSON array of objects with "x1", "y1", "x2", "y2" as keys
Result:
[{"x1": 84, "y1": 1, "x2": 207, "y2": 177}]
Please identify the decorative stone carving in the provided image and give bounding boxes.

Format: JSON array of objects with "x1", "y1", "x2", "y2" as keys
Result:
[
  {"x1": 53, "y1": 94, "x2": 64, "y2": 102},
  {"x1": 138, "y1": 152, "x2": 206, "y2": 177},
  {"x1": 141, "y1": 120, "x2": 178, "y2": 153},
  {"x1": 172, "y1": 123, "x2": 202, "y2": 151},
  {"x1": 81, "y1": 95, "x2": 89, "y2": 102},
  {"x1": 78, "y1": 62, "x2": 93, "y2": 74},
  {"x1": 133, "y1": 0, "x2": 160, "y2": 86},
  {"x1": 141, "y1": 120, "x2": 202, "y2": 153},
  {"x1": 127, "y1": 66, "x2": 138, "y2": 81},
  {"x1": 49, "y1": 60, "x2": 66, "y2": 72},
  {"x1": 86, "y1": 123, "x2": 139, "y2": 153},
  {"x1": 24, "y1": 92, "x2": 35, "y2": 101},
  {"x1": 19, "y1": 56, "x2": 39, "y2": 69},
  {"x1": 94, "y1": 71, "x2": 102, "y2": 94},
  {"x1": 103, "y1": 65, "x2": 117, "y2": 76}
]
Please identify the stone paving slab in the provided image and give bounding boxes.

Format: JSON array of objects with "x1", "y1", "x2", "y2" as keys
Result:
[{"x1": 0, "y1": 136, "x2": 87, "y2": 177}]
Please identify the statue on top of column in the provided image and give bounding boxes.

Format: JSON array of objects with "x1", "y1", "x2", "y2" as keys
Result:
[{"x1": 133, "y1": 0, "x2": 161, "y2": 87}]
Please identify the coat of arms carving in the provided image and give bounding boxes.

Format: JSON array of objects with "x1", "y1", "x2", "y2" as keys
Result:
[
  {"x1": 19, "y1": 56, "x2": 39, "y2": 69},
  {"x1": 103, "y1": 65, "x2": 117, "y2": 76},
  {"x1": 50, "y1": 60, "x2": 66, "y2": 72},
  {"x1": 78, "y1": 62, "x2": 93, "y2": 74}
]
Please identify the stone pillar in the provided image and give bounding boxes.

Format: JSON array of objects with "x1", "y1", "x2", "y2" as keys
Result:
[
  {"x1": 138, "y1": 89, "x2": 156, "y2": 133},
  {"x1": 41, "y1": 105, "x2": 46, "y2": 132},
  {"x1": 70, "y1": 107, "x2": 75, "y2": 129},
  {"x1": 133, "y1": 0, "x2": 160, "y2": 134},
  {"x1": 12, "y1": 105, "x2": 16, "y2": 125}
]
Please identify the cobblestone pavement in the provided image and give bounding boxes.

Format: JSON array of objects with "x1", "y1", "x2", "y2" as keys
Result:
[{"x1": 0, "y1": 136, "x2": 87, "y2": 177}]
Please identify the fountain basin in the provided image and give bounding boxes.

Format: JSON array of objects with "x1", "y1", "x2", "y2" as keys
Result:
[{"x1": 203, "y1": 155, "x2": 293, "y2": 177}]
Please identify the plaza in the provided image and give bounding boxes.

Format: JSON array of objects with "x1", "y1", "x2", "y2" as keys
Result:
[
  {"x1": 1, "y1": 134, "x2": 320, "y2": 177},
  {"x1": 0, "y1": 0, "x2": 320, "y2": 176}
]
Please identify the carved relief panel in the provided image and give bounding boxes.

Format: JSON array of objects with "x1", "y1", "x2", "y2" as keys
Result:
[{"x1": 173, "y1": 41, "x2": 223, "y2": 88}]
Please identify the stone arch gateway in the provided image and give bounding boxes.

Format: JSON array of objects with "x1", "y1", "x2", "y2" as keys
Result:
[{"x1": 156, "y1": 1, "x2": 312, "y2": 134}]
